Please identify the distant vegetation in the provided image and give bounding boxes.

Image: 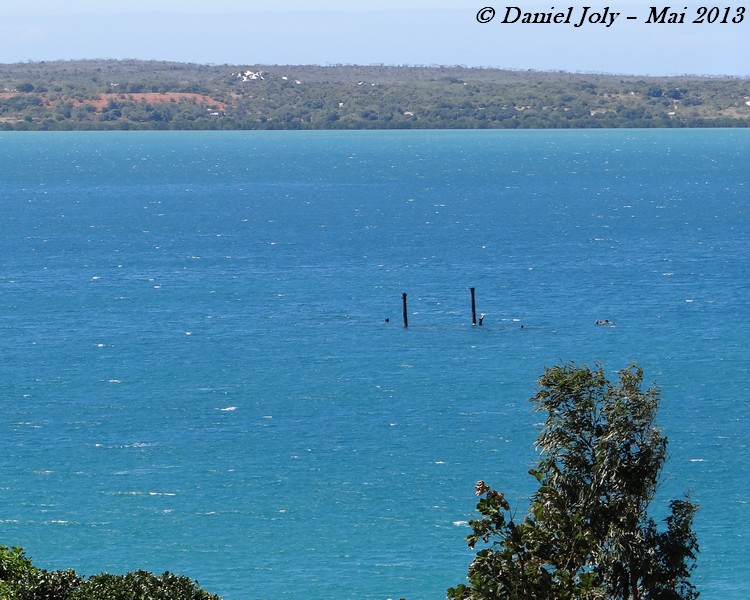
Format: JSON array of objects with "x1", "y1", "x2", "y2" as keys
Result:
[{"x1": 0, "y1": 60, "x2": 749, "y2": 130}]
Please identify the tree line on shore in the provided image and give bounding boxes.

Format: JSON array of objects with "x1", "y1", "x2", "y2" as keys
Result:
[{"x1": 0, "y1": 60, "x2": 748, "y2": 130}]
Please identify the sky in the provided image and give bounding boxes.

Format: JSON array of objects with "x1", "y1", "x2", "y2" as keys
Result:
[{"x1": 1, "y1": 0, "x2": 748, "y2": 77}]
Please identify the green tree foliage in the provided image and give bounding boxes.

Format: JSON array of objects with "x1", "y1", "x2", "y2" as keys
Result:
[
  {"x1": 72, "y1": 570, "x2": 220, "y2": 600},
  {"x1": 0, "y1": 545, "x2": 219, "y2": 600},
  {"x1": 448, "y1": 363, "x2": 699, "y2": 600}
]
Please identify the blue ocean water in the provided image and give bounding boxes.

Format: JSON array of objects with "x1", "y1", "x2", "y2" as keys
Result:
[{"x1": 0, "y1": 129, "x2": 748, "y2": 599}]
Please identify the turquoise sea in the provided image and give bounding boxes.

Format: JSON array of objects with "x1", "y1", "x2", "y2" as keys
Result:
[{"x1": 1, "y1": 129, "x2": 748, "y2": 599}]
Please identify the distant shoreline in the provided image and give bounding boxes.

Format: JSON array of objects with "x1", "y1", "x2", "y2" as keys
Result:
[{"x1": 1, "y1": 60, "x2": 749, "y2": 131}]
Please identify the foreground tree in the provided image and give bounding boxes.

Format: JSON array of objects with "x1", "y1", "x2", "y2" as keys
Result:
[{"x1": 448, "y1": 363, "x2": 699, "y2": 600}]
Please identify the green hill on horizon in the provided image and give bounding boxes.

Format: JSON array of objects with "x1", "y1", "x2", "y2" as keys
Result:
[{"x1": 1, "y1": 60, "x2": 749, "y2": 130}]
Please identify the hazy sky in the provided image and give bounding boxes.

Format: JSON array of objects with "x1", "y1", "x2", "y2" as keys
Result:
[{"x1": 2, "y1": 0, "x2": 748, "y2": 76}]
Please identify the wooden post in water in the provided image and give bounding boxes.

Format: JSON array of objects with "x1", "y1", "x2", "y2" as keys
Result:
[
  {"x1": 402, "y1": 293, "x2": 409, "y2": 328},
  {"x1": 470, "y1": 287, "x2": 477, "y2": 326}
]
